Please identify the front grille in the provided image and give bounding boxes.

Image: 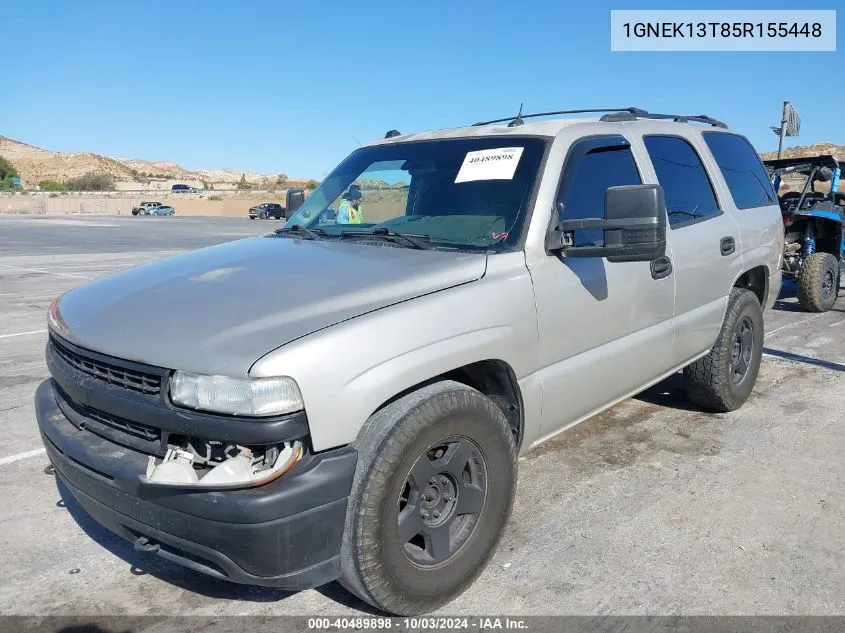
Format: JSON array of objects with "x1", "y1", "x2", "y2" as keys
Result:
[
  {"x1": 85, "y1": 407, "x2": 160, "y2": 442},
  {"x1": 50, "y1": 335, "x2": 162, "y2": 396}
]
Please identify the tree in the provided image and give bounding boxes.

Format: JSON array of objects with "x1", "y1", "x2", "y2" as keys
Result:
[
  {"x1": 0, "y1": 156, "x2": 19, "y2": 189},
  {"x1": 236, "y1": 174, "x2": 251, "y2": 190},
  {"x1": 275, "y1": 173, "x2": 288, "y2": 187},
  {"x1": 65, "y1": 172, "x2": 115, "y2": 191},
  {"x1": 305, "y1": 179, "x2": 320, "y2": 190},
  {"x1": 38, "y1": 180, "x2": 66, "y2": 192}
]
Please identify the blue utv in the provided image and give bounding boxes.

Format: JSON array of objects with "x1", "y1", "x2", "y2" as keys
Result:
[{"x1": 764, "y1": 154, "x2": 844, "y2": 312}]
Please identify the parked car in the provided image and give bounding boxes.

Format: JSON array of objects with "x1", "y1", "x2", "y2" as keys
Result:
[
  {"x1": 36, "y1": 107, "x2": 783, "y2": 616},
  {"x1": 171, "y1": 184, "x2": 198, "y2": 193},
  {"x1": 248, "y1": 203, "x2": 287, "y2": 220},
  {"x1": 131, "y1": 201, "x2": 163, "y2": 216},
  {"x1": 139, "y1": 204, "x2": 175, "y2": 216}
]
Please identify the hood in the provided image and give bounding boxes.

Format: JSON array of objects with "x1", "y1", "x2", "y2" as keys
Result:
[{"x1": 53, "y1": 236, "x2": 487, "y2": 376}]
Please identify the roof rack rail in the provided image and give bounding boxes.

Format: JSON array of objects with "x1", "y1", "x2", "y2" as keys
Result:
[
  {"x1": 472, "y1": 107, "x2": 648, "y2": 127},
  {"x1": 599, "y1": 111, "x2": 727, "y2": 128},
  {"x1": 471, "y1": 107, "x2": 728, "y2": 129}
]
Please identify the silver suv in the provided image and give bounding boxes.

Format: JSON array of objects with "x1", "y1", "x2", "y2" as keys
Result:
[{"x1": 36, "y1": 108, "x2": 783, "y2": 615}]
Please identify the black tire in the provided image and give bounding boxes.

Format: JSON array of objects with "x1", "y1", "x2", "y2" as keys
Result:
[
  {"x1": 684, "y1": 287, "x2": 764, "y2": 413},
  {"x1": 797, "y1": 252, "x2": 839, "y2": 312},
  {"x1": 340, "y1": 380, "x2": 517, "y2": 615}
]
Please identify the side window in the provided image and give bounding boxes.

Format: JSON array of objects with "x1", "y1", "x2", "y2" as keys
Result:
[
  {"x1": 559, "y1": 139, "x2": 642, "y2": 246},
  {"x1": 702, "y1": 132, "x2": 777, "y2": 209},
  {"x1": 644, "y1": 135, "x2": 720, "y2": 228}
]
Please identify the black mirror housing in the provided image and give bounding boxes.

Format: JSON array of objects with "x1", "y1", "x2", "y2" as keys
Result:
[{"x1": 547, "y1": 184, "x2": 667, "y2": 263}]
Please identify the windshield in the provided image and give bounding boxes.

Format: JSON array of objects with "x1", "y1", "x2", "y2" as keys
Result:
[{"x1": 282, "y1": 137, "x2": 548, "y2": 251}]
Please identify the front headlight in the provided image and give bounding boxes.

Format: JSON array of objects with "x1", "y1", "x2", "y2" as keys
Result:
[{"x1": 169, "y1": 371, "x2": 303, "y2": 417}]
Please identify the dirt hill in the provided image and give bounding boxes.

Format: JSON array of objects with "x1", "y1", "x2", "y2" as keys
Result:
[
  {"x1": 0, "y1": 136, "x2": 139, "y2": 183},
  {"x1": 759, "y1": 142, "x2": 845, "y2": 161},
  {"x1": 0, "y1": 135, "x2": 287, "y2": 186}
]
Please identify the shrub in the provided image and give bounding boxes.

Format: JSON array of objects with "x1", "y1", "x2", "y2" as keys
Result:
[
  {"x1": 208, "y1": 195, "x2": 222, "y2": 201},
  {"x1": 39, "y1": 179, "x2": 66, "y2": 192},
  {"x1": 305, "y1": 179, "x2": 320, "y2": 189},
  {"x1": 65, "y1": 172, "x2": 115, "y2": 191},
  {"x1": 0, "y1": 156, "x2": 19, "y2": 189}
]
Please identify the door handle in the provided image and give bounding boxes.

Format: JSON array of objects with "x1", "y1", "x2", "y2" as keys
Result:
[
  {"x1": 720, "y1": 236, "x2": 735, "y2": 256},
  {"x1": 650, "y1": 255, "x2": 673, "y2": 280}
]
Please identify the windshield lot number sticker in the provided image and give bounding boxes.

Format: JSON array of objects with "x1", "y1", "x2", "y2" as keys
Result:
[{"x1": 455, "y1": 147, "x2": 524, "y2": 183}]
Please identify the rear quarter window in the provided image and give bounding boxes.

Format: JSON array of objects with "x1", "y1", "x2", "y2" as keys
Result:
[{"x1": 702, "y1": 132, "x2": 777, "y2": 209}]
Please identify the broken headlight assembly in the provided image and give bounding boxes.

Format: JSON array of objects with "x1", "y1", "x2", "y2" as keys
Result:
[
  {"x1": 169, "y1": 371, "x2": 303, "y2": 417},
  {"x1": 147, "y1": 373, "x2": 307, "y2": 489},
  {"x1": 141, "y1": 439, "x2": 304, "y2": 490}
]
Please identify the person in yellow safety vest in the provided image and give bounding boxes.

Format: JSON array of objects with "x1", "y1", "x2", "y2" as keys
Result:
[{"x1": 336, "y1": 186, "x2": 363, "y2": 224}]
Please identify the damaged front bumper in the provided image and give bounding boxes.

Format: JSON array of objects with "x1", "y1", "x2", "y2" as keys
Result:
[{"x1": 35, "y1": 344, "x2": 357, "y2": 589}]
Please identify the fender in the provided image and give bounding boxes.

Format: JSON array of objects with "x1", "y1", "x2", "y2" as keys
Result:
[{"x1": 249, "y1": 253, "x2": 540, "y2": 452}]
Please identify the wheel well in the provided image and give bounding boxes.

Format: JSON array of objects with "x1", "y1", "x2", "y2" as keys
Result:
[
  {"x1": 373, "y1": 360, "x2": 524, "y2": 449},
  {"x1": 734, "y1": 266, "x2": 768, "y2": 306}
]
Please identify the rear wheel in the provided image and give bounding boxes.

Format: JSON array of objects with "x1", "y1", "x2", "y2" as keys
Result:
[
  {"x1": 684, "y1": 287, "x2": 764, "y2": 412},
  {"x1": 797, "y1": 252, "x2": 839, "y2": 312},
  {"x1": 340, "y1": 380, "x2": 517, "y2": 615}
]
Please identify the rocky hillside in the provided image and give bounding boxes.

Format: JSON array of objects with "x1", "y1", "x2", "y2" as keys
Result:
[
  {"x1": 759, "y1": 142, "x2": 845, "y2": 161},
  {"x1": 0, "y1": 136, "x2": 138, "y2": 183},
  {"x1": 0, "y1": 135, "x2": 286, "y2": 186}
]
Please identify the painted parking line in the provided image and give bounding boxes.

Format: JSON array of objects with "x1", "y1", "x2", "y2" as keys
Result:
[
  {"x1": 0, "y1": 330, "x2": 47, "y2": 340},
  {"x1": 0, "y1": 448, "x2": 46, "y2": 466},
  {"x1": 765, "y1": 314, "x2": 826, "y2": 338},
  {"x1": 0, "y1": 289, "x2": 70, "y2": 297},
  {"x1": 0, "y1": 264, "x2": 92, "y2": 280}
]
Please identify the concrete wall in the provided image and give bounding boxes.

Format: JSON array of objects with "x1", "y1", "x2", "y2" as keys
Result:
[{"x1": 0, "y1": 194, "x2": 293, "y2": 217}]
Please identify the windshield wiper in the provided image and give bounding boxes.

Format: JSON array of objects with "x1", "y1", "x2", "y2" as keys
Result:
[
  {"x1": 341, "y1": 227, "x2": 434, "y2": 250},
  {"x1": 274, "y1": 224, "x2": 325, "y2": 240}
]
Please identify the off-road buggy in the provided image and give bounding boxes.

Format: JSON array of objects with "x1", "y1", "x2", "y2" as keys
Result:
[{"x1": 764, "y1": 154, "x2": 844, "y2": 312}]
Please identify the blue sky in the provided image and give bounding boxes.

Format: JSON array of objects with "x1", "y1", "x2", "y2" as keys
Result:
[{"x1": 1, "y1": 0, "x2": 842, "y2": 178}]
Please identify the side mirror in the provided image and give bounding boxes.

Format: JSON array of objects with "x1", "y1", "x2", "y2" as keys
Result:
[
  {"x1": 286, "y1": 188, "x2": 305, "y2": 213},
  {"x1": 546, "y1": 184, "x2": 667, "y2": 263}
]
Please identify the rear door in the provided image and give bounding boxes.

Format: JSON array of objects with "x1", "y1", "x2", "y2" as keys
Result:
[
  {"x1": 635, "y1": 133, "x2": 744, "y2": 366},
  {"x1": 700, "y1": 131, "x2": 783, "y2": 310}
]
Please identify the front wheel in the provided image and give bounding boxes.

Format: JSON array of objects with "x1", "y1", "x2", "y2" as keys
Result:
[
  {"x1": 340, "y1": 380, "x2": 517, "y2": 615},
  {"x1": 684, "y1": 287, "x2": 764, "y2": 412},
  {"x1": 797, "y1": 252, "x2": 839, "y2": 312}
]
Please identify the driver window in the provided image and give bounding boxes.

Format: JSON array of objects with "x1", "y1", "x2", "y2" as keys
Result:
[{"x1": 559, "y1": 143, "x2": 642, "y2": 247}]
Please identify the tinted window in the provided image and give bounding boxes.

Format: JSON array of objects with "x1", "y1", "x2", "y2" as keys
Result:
[
  {"x1": 702, "y1": 132, "x2": 777, "y2": 209},
  {"x1": 560, "y1": 141, "x2": 642, "y2": 246},
  {"x1": 644, "y1": 136, "x2": 720, "y2": 227}
]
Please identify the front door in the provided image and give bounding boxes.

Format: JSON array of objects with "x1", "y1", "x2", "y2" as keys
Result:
[{"x1": 528, "y1": 134, "x2": 676, "y2": 443}]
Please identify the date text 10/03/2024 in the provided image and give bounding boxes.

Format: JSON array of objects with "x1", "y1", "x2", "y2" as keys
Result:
[
  {"x1": 622, "y1": 22, "x2": 822, "y2": 38},
  {"x1": 307, "y1": 617, "x2": 529, "y2": 630}
]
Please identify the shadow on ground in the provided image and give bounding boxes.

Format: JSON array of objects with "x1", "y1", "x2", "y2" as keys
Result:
[
  {"x1": 633, "y1": 372, "x2": 704, "y2": 412},
  {"x1": 763, "y1": 347, "x2": 845, "y2": 372}
]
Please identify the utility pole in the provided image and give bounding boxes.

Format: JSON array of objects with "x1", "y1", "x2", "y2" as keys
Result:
[{"x1": 771, "y1": 100, "x2": 800, "y2": 159}]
